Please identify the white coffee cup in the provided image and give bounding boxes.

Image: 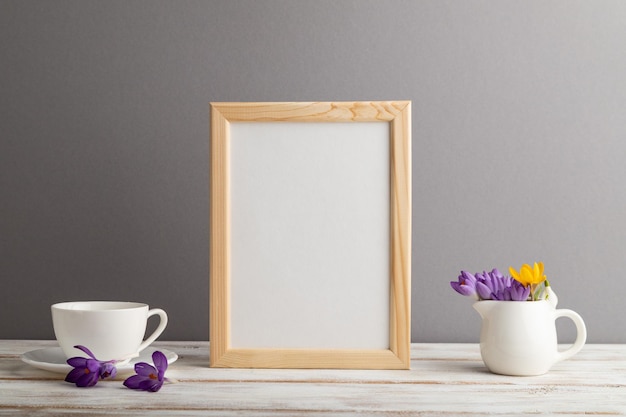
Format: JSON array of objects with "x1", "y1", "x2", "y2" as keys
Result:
[{"x1": 52, "y1": 301, "x2": 168, "y2": 361}]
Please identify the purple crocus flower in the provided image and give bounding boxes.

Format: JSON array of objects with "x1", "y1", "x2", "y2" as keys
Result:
[
  {"x1": 65, "y1": 345, "x2": 117, "y2": 387},
  {"x1": 123, "y1": 350, "x2": 168, "y2": 392},
  {"x1": 474, "y1": 268, "x2": 530, "y2": 301},
  {"x1": 450, "y1": 271, "x2": 478, "y2": 298},
  {"x1": 492, "y1": 280, "x2": 531, "y2": 301},
  {"x1": 451, "y1": 268, "x2": 531, "y2": 301},
  {"x1": 475, "y1": 269, "x2": 509, "y2": 300}
]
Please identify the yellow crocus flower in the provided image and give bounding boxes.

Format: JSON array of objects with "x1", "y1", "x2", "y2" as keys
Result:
[{"x1": 509, "y1": 262, "x2": 547, "y2": 287}]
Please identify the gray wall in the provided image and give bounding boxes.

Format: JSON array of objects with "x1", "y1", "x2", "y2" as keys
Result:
[{"x1": 2, "y1": 0, "x2": 625, "y2": 343}]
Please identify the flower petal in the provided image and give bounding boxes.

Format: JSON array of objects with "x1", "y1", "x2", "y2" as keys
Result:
[
  {"x1": 134, "y1": 362, "x2": 158, "y2": 377},
  {"x1": 123, "y1": 374, "x2": 146, "y2": 389},
  {"x1": 86, "y1": 359, "x2": 100, "y2": 373},
  {"x1": 77, "y1": 372, "x2": 99, "y2": 387},
  {"x1": 450, "y1": 281, "x2": 475, "y2": 297},
  {"x1": 520, "y1": 265, "x2": 534, "y2": 286},
  {"x1": 533, "y1": 262, "x2": 544, "y2": 280},
  {"x1": 537, "y1": 262, "x2": 545, "y2": 281},
  {"x1": 100, "y1": 362, "x2": 117, "y2": 379},
  {"x1": 460, "y1": 271, "x2": 477, "y2": 285},
  {"x1": 475, "y1": 282, "x2": 493, "y2": 300},
  {"x1": 152, "y1": 351, "x2": 168, "y2": 379},
  {"x1": 73, "y1": 345, "x2": 97, "y2": 360},
  {"x1": 65, "y1": 367, "x2": 87, "y2": 383},
  {"x1": 139, "y1": 378, "x2": 163, "y2": 392},
  {"x1": 67, "y1": 357, "x2": 88, "y2": 367},
  {"x1": 123, "y1": 375, "x2": 163, "y2": 392}
]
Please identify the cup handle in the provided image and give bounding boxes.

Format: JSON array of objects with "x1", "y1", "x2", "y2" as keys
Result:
[
  {"x1": 554, "y1": 308, "x2": 587, "y2": 363},
  {"x1": 137, "y1": 308, "x2": 168, "y2": 354}
]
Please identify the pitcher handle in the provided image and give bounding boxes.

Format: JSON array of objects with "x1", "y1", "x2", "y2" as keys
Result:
[{"x1": 554, "y1": 308, "x2": 587, "y2": 363}]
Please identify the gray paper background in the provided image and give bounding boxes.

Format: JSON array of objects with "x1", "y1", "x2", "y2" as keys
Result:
[{"x1": 2, "y1": 0, "x2": 624, "y2": 343}]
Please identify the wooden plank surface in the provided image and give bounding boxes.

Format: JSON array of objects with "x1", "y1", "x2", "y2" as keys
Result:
[{"x1": 1, "y1": 341, "x2": 626, "y2": 416}]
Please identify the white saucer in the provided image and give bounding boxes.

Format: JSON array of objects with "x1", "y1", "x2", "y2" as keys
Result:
[{"x1": 21, "y1": 346, "x2": 178, "y2": 374}]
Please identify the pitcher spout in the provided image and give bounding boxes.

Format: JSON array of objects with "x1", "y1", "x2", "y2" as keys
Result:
[{"x1": 473, "y1": 300, "x2": 496, "y2": 319}]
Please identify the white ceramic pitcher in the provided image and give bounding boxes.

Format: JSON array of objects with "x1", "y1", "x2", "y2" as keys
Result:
[{"x1": 473, "y1": 299, "x2": 586, "y2": 376}]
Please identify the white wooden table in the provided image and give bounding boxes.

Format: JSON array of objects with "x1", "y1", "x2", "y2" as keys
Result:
[{"x1": 1, "y1": 341, "x2": 625, "y2": 416}]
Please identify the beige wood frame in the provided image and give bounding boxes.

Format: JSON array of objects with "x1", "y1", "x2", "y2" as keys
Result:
[{"x1": 210, "y1": 101, "x2": 411, "y2": 369}]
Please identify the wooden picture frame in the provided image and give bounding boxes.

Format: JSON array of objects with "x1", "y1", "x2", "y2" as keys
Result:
[{"x1": 210, "y1": 101, "x2": 411, "y2": 369}]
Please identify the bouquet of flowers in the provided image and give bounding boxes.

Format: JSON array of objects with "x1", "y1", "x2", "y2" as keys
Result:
[{"x1": 451, "y1": 262, "x2": 556, "y2": 302}]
